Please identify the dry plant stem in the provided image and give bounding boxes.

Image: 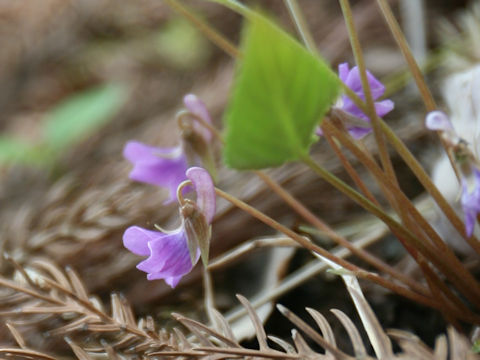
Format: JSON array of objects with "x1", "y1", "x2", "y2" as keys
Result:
[
  {"x1": 164, "y1": 0, "x2": 240, "y2": 58},
  {"x1": 254, "y1": 171, "x2": 428, "y2": 297},
  {"x1": 324, "y1": 119, "x2": 462, "y2": 261},
  {"x1": 224, "y1": 227, "x2": 384, "y2": 324},
  {"x1": 339, "y1": 0, "x2": 398, "y2": 191},
  {"x1": 208, "y1": 237, "x2": 298, "y2": 270},
  {"x1": 423, "y1": 270, "x2": 461, "y2": 330},
  {"x1": 375, "y1": 0, "x2": 435, "y2": 111},
  {"x1": 323, "y1": 131, "x2": 380, "y2": 206},
  {"x1": 379, "y1": 118, "x2": 480, "y2": 256},
  {"x1": 302, "y1": 153, "x2": 425, "y2": 253},
  {"x1": 302, "y1": 152, "x2": 480, "y2": 309},
  {"x1": 322, "y1": 125, "x2": 446, "y2": 295},
  {"x1": 214, "y1": 187, "x2": 444, "y2": 312},
  {"x1": 284, "y1": 0, "x2": 317, "y2": 52},
  {"x1": 202, "y1": 266, "x2": 220, "y2": 331},
  {"x1": 323, "y1": 120, "x2": 480, "y2": 305},
  {"x1": 419, "y1": 258, "x2": 479, "y2": 327},
  {"x1": 376, "y1": 0, "x2": 460, "y2": 185},
  {"x1": 374, "y1": 0, "x2": 475, "y2": 246},
  {"x1": 0, "y1": 277, "x2": 63, "y2": 306}
]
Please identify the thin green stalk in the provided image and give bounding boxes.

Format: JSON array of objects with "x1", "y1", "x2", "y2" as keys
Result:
[
  {"x1": 165, "y1": 0, "x2": 240, "y2": 58},
  {"x1": 284, "y1": 0, "x2": 317, "y2": 53},
  {"x1": 206, "y1": 0, "x2": 251, "y2": 17},
  {"x1": 339, "y1": 0, "x2": 398, "y2": 189}
]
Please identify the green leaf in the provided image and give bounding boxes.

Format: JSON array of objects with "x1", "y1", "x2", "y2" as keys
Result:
[
  {"x1": 0, "y1": 136, "x2": 45, "y2": 166},
  {"x1": 44, "y1": 83, "x2": 127, "y2": 149},
  {"x1": 223, "y1": 14, "x2": 340, "y2": 169}
]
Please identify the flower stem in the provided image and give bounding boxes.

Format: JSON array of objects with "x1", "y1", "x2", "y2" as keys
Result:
[
  {"x1": 323, "y1": 126, "x2": 380, "y2": 206},
  {"x1": 284, "y1": 0, "x2": 317, "y2": 53},
  {"x1": 164, "y1": 0, "x2": 240, "y2": 58},
  {"x1": 214, "y1": 187, "x2": 439, "y2": 310},
  {"x1": 254, "y1": 170, "x2": 428, "y2": 297}
]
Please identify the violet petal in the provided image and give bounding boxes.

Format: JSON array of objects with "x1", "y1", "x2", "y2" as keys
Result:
[
  {"x1": 164, "y1": 275, "x2": 183, "y2": 288},
  {"x1": 123, "y1": 141, "x2": 188, "y2": 202},
  {"x1": 425, "y1": 111, "x2": 454, "y2": 132},
  {"x1": 374, "y1": 99, "x2": 395, "y2": 118},
  {"x1": 461, "y1": 169, "x2": 480, "y2": 236},
  {"x1": 338, "y1": 63, "x2": 350, "y2": 82},
  {"x1": 137, "y1": 228, "x2": 192, "y2": 275},
  {"x1": 123, "y1": 226, "x2": 154, "y2": 256},
  {"x1": 348, "y1": 127, "x2": 373, "y2": 139}
]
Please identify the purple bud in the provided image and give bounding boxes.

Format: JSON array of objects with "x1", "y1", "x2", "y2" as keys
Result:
[
  {"x1": 425, "y1": 111, "x2": 454, "y2": 132},
  {"x1": 183, "y1": 94, "x2": 213, "y2": 142},
  {"x1": 186, "y1": 167, "x2": 216, "y2": 224}
]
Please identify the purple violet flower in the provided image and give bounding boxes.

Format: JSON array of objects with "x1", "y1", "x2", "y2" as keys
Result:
[
  {"x1": 425, "y1": 111, "x2": 454, "y2": 132},
  {"x1": 337, "y1": 63, "x2": 394, "y2": 139},
  {"x1": 123, "y1": 94, "x2": 212, "y2": 203},
  {"x1": 461, "y1": 168, "x2": 480, "y2": 237},
  {"x1": 123, "y1": 167, "x2": 216, "y2": 288},
  {"x1": 425, "y1": 110, "x2": 480, "y2": 237}
]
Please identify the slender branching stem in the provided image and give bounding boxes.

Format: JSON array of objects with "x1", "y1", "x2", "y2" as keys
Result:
[
  {"x1": 323, "y1": 130, "x2": 380, "y2": 206},
  {"x1": 301, "y1": 153, "x2": 480, "y2": 308},
  {"x1": 378, "y1": 118, "x2": 480, "y2": 255},
  {"x1": 254, "y1": 171, "x2": 429, "y2": 297},
  {"x1": 214, "y1": 187, "x2": 440, "y2": 310},
  {"x1": 322, "y1": 120, "x2": 480, "y2": 304}
]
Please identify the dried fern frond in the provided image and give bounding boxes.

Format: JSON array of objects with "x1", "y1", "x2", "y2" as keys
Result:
[
  {"x1": 0, "y1": 258, "x2": 196, "y2": 357},
  {"x1": 0, "y1": 257, "x2": 478, "y2": 359}
]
